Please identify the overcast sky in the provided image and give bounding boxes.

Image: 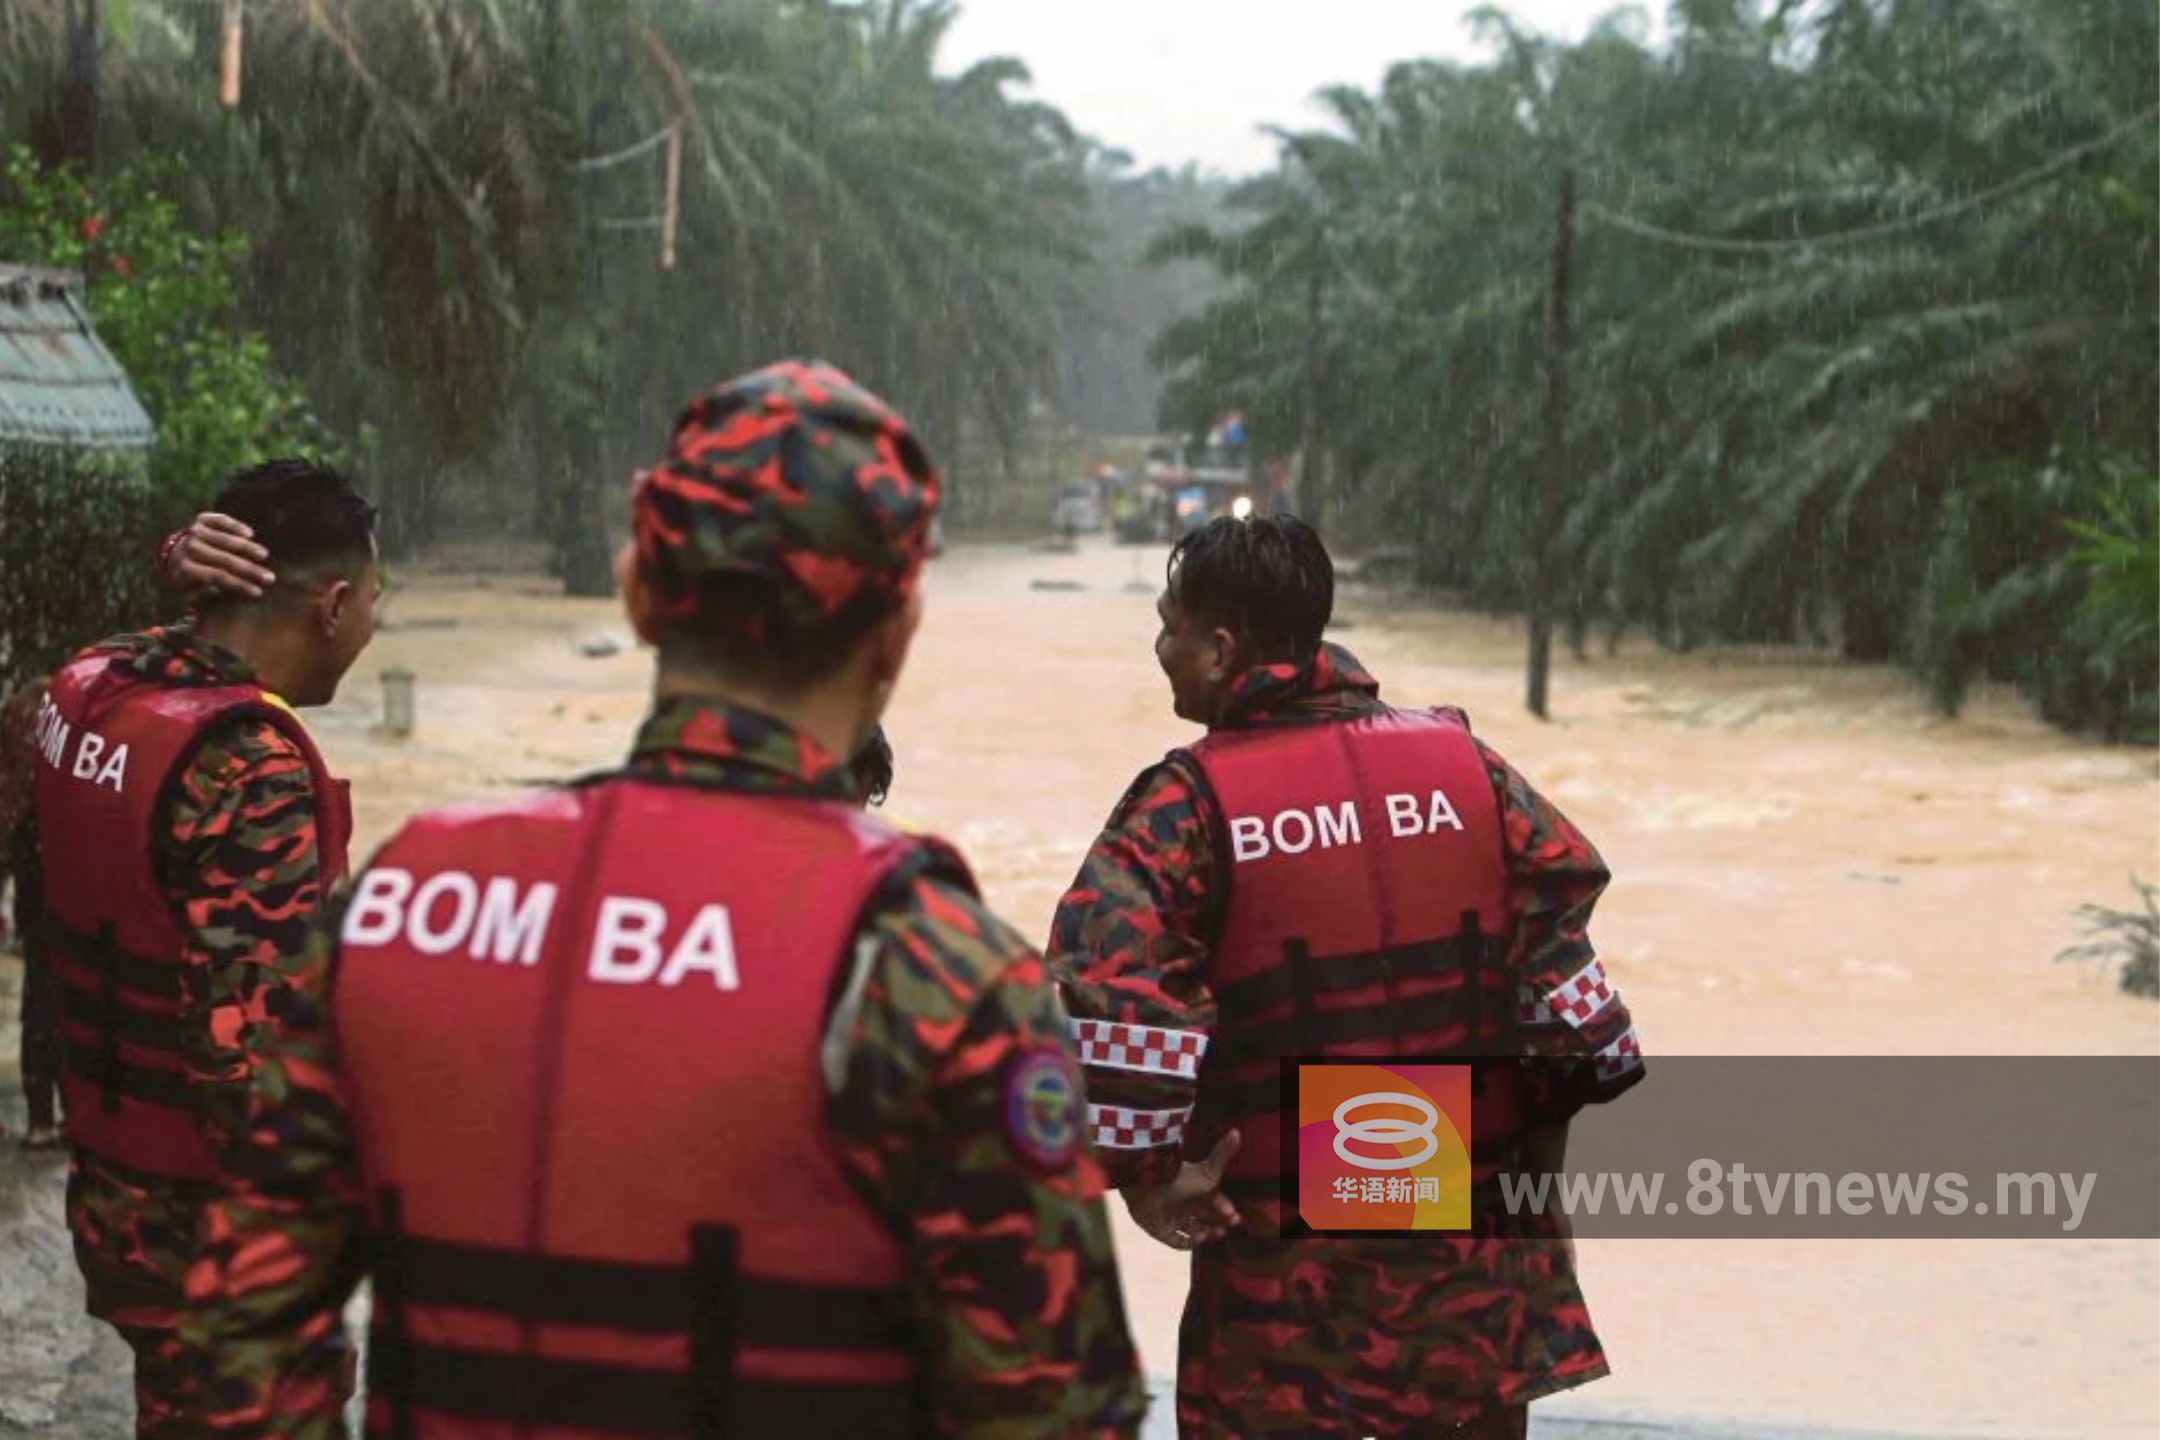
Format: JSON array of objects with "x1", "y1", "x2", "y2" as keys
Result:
[{"x1": 941, "y1": 1, "x2": 1662, "y2": 176}]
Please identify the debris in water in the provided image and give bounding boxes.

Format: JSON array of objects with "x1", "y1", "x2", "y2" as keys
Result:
[
  {"x1": 379, "y1": 668, "x2": 417, "y2": 738},
  {"x1": 1030, "y1": 580, "x2": 1086, "y2": 592}
]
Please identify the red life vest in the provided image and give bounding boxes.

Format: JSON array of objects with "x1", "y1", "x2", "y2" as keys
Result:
[
  {"x1": 1181, "y1": 707, "x2": 1526, "y2": 1231},
  {"x1": 335, "y1": 774, "x2": 961, "y2": 1439},
  {"x1": 33, "y1": 646, "x2": 351, "y2": 1183}
]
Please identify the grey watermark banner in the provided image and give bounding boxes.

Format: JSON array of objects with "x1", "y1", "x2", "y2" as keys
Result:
[{"x1": 1281, "y1": 1057, "x2": 2160, "y2": 1238}]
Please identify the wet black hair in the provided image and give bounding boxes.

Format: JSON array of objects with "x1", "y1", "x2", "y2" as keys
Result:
[
  {"x1": 1166, "y1": 514, "x2": 1333, "y2": 663},
  {"x1": 850, "y1": 724, "x2": 894, "y2": 807},
  {"x1": 211, "y1": 458, "x2": 377, "y2": 584}
]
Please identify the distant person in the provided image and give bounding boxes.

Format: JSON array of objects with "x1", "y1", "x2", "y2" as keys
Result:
[
  {"x1": 1, "y1": 676, "x2": 60, "y2": 1152},
  {"x1": 1048, "y1": 514, "x2": 1644, "y2": 1439},
  {"x1": 33, "y1": 459, "x2": 379, "y2": 1433},
  {"x1": 159, "y1": 510, "x2": 280, "y2": 601},
  {"x1": 0, "y1": 512, "x2": 283, "y2": 1157},
  {"x1": 1055, "y1": 487, "x2": 1084, "y2": 547},
  {"x1": 190, "y1": 360, "x2": 1146, "y2": 1437}
]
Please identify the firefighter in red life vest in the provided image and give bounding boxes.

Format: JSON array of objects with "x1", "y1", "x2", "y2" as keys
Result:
[
  {"x1": 187, "y1": 359, "x2": 1148, "y2": 1439},
  {"x1": 1048, "y1": 514, "x2": 1645, "y2": 1439},
  {"x1": 32, "y1": 459, "x2": 379, "y2": 1435},
  {"x1": 0, "y1": 508, "x2": 286, "y2": 1161}
]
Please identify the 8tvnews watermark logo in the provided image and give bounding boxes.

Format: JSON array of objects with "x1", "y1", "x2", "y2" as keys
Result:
[{"x1": 1283, "y1": 1057, "x2": 2153, "y2": 1238}]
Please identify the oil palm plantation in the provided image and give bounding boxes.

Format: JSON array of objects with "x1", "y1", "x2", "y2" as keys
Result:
[
  {"x1": 1, "y1": 0, "x2": 1095, "y2": 576},
  {"x1": 1154, "y1": 0, "x2": 2157, "y2": 737}
]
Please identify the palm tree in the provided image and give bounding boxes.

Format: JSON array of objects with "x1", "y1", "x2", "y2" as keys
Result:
[
  {"x1": 0, "y1": 0, "x2": 1097, "y2": 579},
  {"x1": 1151, "y1": 0, "x2": 2156, "y2": 737}
]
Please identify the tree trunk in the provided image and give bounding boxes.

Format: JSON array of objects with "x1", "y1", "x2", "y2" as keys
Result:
[
  {"x1": 555, "y1": 81, "x2": 618, "y2": 599},
  {"x1": 1297, "y1": 250, "x2": 1324, "y2": 523},
  {"x1": 38, "y1": 0, "x2": 101, "y2": 169},
  {"x1": 1526, "y1": 164, "x2": 1575, "y2": 719},
  {"x1": 934, "y1": 375, "x2": 965, "y2": 528},
  {"x1": 1839, "y1": 584, "x2": 1902, "y2": 661},
  {"x1": 558, "y1": 466, "x2": 615, "y2": 595}
]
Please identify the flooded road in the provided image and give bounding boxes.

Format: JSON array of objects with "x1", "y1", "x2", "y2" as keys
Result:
[{"x1": 3, "y1": 537, "x2": 2155, "y2": 1436}]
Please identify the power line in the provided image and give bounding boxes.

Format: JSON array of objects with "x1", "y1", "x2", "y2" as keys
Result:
[
  {"x1": 1583, "y1": 105, "x2": 2158, "y2": 256},
  {"x1": 570, "y1": 122, "x2": 680, "y2": 174}
]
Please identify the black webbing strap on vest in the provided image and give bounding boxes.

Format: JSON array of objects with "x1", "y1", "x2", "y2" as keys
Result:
[
  {"x1": 1213, "y1": 912, "x2": 1512, "y2": 1064},
  {"x1": 56, "y1": 927, "x2": 186, "y2": 1001},
  {"x1": 687, "y1": 1224, "x2": 738, "y2": 1439},
  {"x1": 369, "y1": 1348, "x2": 919, "y2": 1436},
  {"x1": 46, "y1": 918, "x2": 189, "y2": 1113},
  {"x1": 94, "y1": 921, "x2": 125, "y2": 1113},
  {"x1": 1206, "y1": 911, "x2": 1527, "y2": 1182},
  {"x1": 366, "y1": 1189, "x2": 915, "y2": 1437},
  {"x1": 1281, "y1": 936, "x2": 1320, "y2": 1050},
  {"x1": 370, "y1": 1189, "x2": 416, "y2": 1440},
  {"x1": 58, "y1": 982, "x2": 180, "y2": 1052},
  {"x1": 1457, "y1": 910, "x2": 1483, "y2": 1056}
]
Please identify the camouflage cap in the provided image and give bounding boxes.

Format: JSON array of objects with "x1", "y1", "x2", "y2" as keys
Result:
[{"x1": 631, "y1": 359, "x2": 941, "y2": 643}]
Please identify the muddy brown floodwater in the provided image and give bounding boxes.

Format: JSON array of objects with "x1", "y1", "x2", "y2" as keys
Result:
[{"x1": 3, "y1": 537, "x2": 2156, "y2": 1437}]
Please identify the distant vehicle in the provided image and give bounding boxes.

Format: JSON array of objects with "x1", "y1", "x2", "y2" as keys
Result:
[
  {"x1": 1172, "y1": 484, "x2": 1209, "y2": 535},
  {"x1": 1054, "y1": 477, "x2": 1103, "y2": 535},
  {"x1": 1141, "y1": 434, "x2": 1255, "y2": 535}
]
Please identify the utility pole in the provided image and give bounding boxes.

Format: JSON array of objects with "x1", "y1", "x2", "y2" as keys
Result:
[
  {"x1": 1527, "y1": 162, "x2": 1575, "y2": 720},
  {"x1": 57, "y1": 0, "x2": 100, "y2": 167},
  {"x1": 651, "y1": 123, "x2": 681, "y2": 445}
]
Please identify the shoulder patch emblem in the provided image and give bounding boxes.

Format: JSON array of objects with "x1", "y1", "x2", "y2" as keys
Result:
[{"x1": 1006, "y1": 1047, "x2": 1080, "y2": 1172}]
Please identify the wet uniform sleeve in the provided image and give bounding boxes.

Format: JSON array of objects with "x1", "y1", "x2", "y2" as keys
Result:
[
  {"x1": 824, "y1": 860, "x2": 1147, "y2": 1439},
  {"x1": 1477, "y1": 739, "x2": 1645, "y2": 1119},
  {"x1": 161, "y1": 717, "x2": 328, "y2": 1149},
  {"x1": 1045, "y1": 762, "x2": 1218, "y2": 1191},
  {"x1": 166, "y1": 744, "x2": 363, "y2": 1439}
]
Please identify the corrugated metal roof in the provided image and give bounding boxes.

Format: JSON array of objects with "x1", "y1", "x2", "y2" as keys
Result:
[{"x1": 0, "y1": 264, "x2": 155, "y2": 450}]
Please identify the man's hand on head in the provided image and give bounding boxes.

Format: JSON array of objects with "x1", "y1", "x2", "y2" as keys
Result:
[{"x1": 168, "y1": 513, "x2": 277, "y2": 600}]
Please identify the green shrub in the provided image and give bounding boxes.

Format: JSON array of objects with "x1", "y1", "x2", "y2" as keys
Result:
[
  {"x1": 0, "y1": 145, "x2": 322, "y2": 695},
  {"x1": 2056, "y1": 879, "x2": 2160, "y2": 999}
]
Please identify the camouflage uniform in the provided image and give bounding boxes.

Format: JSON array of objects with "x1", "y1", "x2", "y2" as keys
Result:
[
  {"x1": 1050, "y1": 643, "x2": 1644, "y2": 1438},
  {"x1": 35, "y1": 627, "x2": 347, "y2": 1435},
  {"x1": 186, "y1": 360, "x2": 1147, "y2": 1438}
]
